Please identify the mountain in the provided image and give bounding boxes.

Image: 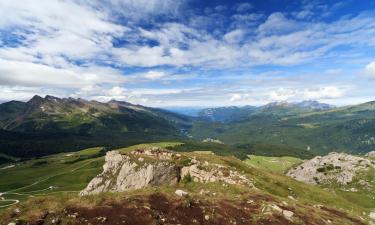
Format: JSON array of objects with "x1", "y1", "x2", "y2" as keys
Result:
[
  {"x1": 163, "y1": 106, "x2": 204, "y2": 117},
  {"x1": 293, "y1": 100, "x2": 334, "y2": 110},
  {"x1": 1, "y1": 96, "x2": 374, "y2": 159},
  {"x1": 0, "y1": 95, "x2": 191, "y2": 158},
  {"x1": 190, "y1": 101, "x2": 375, "y2": 155},
  {"x1": 197, "y1": 101, "x2": 334, "y2": 122},
  {"x1": 198, "y1": 106, "x2": 257, "y2": 122}
]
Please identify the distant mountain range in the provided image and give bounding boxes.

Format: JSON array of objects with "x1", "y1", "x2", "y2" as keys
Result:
[
  {"x1": 1, "y1": 96, "x2": 375, "y2": 159},
  {"x1": 191, "y1": 100, "x2": 375, "y2": 154},
  {"x1": 196, "y1": 100, "x2": 335, "y2": 122}
]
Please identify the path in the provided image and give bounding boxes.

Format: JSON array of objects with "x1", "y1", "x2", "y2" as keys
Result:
[{"x1": 0, "y1": 158, "x2": 101, "y2": 209}]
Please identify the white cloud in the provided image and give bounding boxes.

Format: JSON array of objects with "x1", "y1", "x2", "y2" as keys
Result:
[
  {"x1": 268, "y1": 86, "x2": 345, "y2": 102},
  {"x1": 223, "y1": 29, "x2": 245, "y2": 43},
  {"x1": 143, "y1": 71, "x2": 167, "y2": 80},
  {"x1": 303, "y1": 86, "x2": 344, "y2": 99},
  {"x1": 0, "y1": 59, "x2": 126, "y2": 88},
  {"x1": 365, "y1": 61, "x2": 375, "y2": 77},
  {"x1": 230, "y1": 93, "x2": 242, "y2": 102},
  {"x1": 235, "y1": 3, "x2": 253, "y2": 12},
  {"x1": 107, "y1": 86, "x2": 127, "y2": 96},
  {"x1": 91, "y1": 0, "x2": 185, "y2": 20},
  {"x1": 269, "y1": 88, "x2": 297, "y2": 101},
  {"x1": 257, "y1": 13, "x2": 302, "y2": 35}
]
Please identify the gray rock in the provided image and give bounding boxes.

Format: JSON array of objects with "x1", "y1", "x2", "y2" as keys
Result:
[
  {"x1": 80, "y1": 150, "x2": 179, "y2": 195},
  {"x1": 175, "y1": 189, "x2": 188, "y2": 197},
  {"x1": 287, "y1": 152, "x2": 374, "y2": 185}
]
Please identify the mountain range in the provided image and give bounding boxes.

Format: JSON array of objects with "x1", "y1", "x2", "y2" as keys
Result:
[
  {"x1": 196, "y1": 100, "x2": 334, "y2": 122},
  {"x1": 1, "y1": 96, "x2": 375, "y2": 159},
  {"x1": 0, "y1": 95, "x2": 190, "y2": 158}
]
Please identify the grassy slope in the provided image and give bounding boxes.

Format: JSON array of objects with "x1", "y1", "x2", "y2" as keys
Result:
[
  {"x1": 0, "y1": 148, "x2": 105, "y2": 207},
  {"x1": 0, "y1": 142, "x2": 373, "y2": 224},
  {"x1": 244, "y1": 155, "x2": 303, "y2": 173}
]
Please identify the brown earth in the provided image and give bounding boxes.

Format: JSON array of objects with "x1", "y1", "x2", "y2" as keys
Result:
[{"x1": 20, "y1": 192, "x2": 366, "y2": 225}]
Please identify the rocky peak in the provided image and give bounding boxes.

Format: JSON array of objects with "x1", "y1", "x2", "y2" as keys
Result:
[
  {"x1": 44, "y1": 95, "x2": 61, "y2": 102},
  {"x1": 27, "y1": 95, "x2": 44, "y2": 105}
]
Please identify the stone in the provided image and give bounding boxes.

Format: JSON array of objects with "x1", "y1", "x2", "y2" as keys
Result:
[
  {"x1": 13, "y1": 208, "x2": 20, "y2": 214},
  {"x1": 287, "y1": 152, "x2": 375, "y2": 185},
  {"x1": 270, "y1": 204, "x2": 282, "y2": 213},
  {"x1": 175, "y1": 189, "x2": 188, "y2": 197},
  {"x1": 283, "y1": 210, "x2": 294, "y2": 220},
  {"x1": 369, "y1": 211, "x2": 375, "y2": 220}
]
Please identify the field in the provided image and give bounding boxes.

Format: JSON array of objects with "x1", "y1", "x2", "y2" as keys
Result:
[
  {"x1": 0, "y1": 148, "x2": 105, "y2": 209},
  {"x1": 244, "y1": 155, "x2": 303, "y2": 173}
]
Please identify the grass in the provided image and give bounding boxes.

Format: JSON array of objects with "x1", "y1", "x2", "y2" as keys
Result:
[
  {"x1": 0, "y1": 142, "x2": 373, "y2": 224},
  {"x1": 0, "y1": 147, "x2": 105, "y2": 208},
  {"x1": 117, "y1": 141, "x2": 184, "y2": 154},
  {"x1": 244, "y1": 155, "x2": 303, "y2": 173}
]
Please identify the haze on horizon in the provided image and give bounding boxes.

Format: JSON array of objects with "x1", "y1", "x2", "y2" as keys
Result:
[{"x1": 1, "y1": 0, "x2": 375, "y2": 107}]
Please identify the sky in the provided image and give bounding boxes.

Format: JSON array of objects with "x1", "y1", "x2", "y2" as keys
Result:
[{"x1": 1, "y1": 0, "x2": 375, "y2": 107}]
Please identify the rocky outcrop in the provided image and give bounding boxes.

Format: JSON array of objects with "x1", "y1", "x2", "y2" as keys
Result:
[
  {"x1": 181, "y1": 158, "x2": 253, "y2": 187},
  {"x1": 287, "y1": 152, "x2": 375, "y2": 185},
  {"x1": 80, "y1": 150, "x2": 179, "y2": 196},
  {"x1": 81, "y1": 147, "x2": 253, "y2": 195}
]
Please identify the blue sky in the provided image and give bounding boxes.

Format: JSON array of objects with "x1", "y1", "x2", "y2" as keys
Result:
[{"x1": 1, "y1": 0, "x2": 375, "y2": 107}]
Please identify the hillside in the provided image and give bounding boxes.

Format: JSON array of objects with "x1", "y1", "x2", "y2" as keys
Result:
[
  {"x1": 0, "y1": 96, "x2": 190, "y2": 158},
  {"x1": 190, "y1": 100, "x2": 375, "y2": 155},
  {"x1": 0, "y1": 143, "x2": 374, "y2": 224}
]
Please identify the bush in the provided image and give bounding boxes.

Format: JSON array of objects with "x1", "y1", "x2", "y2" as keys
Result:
[{"x1": 181, "y1": 173, "x2": 192, "y2": 184}]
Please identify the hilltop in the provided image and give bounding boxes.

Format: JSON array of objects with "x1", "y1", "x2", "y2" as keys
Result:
[{"x1": 0, "y1": 143, "x2": 374, "y2": 224}]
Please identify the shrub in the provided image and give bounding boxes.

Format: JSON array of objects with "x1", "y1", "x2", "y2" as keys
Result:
[{"x1": 181, "y1": 173, "x2": 192, "y2": 184}]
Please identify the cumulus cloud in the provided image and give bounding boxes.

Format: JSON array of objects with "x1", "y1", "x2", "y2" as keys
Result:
[
  {"x1": 268, "y1": 86, "x2": 345, "y2": 102},
  {"x1": 0, "y1": 59, "x2": 126, "y2": 88},
  {"x1": 0, "y1": 1, "x2": 374, "y2": 106}
]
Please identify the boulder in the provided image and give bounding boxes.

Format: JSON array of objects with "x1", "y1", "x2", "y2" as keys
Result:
[{"x1": 287, "y1": 152, "x2": 374, "y2": 185}]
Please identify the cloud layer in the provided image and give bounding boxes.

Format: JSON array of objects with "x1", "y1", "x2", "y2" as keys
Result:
[{"x1": 0, "y1": 0, "x2": 375, "y2": 106}]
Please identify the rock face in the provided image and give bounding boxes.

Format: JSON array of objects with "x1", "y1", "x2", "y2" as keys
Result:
[
  {"x1": 81, "y1": 147, "x2": 253, "y2": 195},
  {"x1": 287, "y1": 152, "x2": 375, "y2": 185},
  {"x1": 80, "y1": 150, "x2": 179, "y2": 196}
]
